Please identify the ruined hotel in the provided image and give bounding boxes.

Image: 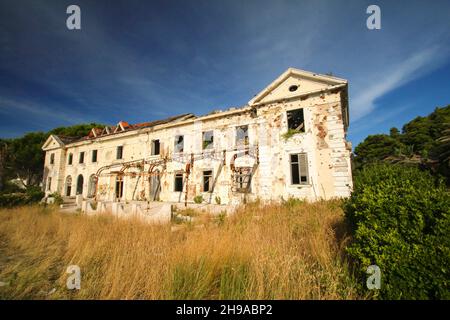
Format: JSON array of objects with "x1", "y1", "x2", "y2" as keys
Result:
[{"x1": 42, "y1": 68, "x2": 353, "y2": 215}]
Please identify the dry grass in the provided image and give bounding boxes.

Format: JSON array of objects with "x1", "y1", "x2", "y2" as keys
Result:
[{"x1": 0, "y1": 200, "x2": 361, "y2": 299}]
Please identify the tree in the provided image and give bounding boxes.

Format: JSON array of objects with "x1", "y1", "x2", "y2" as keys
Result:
[
  {"x1": 0, "y1": 139, "x2": 7, "y2": 192},
  {"x1": 4, "y1": 132, "x2": 47, "y2": 188},
  {"x1": 353, "y1": 134, "x2": 406, "y2": 169},
  {"x1": 2, "y1": 123, "x2": 105, "y2": 189}
]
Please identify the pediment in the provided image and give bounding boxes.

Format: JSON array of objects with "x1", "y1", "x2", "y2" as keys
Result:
[
  {"x1": 248, "y1": 68, "x2": 347, "y2": 105},
  {"x1": 42, "y1": 134, "x2": 64, "y2": 151}
]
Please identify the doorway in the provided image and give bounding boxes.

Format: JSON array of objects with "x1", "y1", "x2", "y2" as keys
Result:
[
  {"x1": 150, "y1": 169, "x2": 161, "y2": 201},
  {"x1": 76, "y1": 174, "x2": 84, "y2": 195}
]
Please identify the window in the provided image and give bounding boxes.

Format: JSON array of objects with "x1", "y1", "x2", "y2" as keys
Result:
[
  {"x1": 92, "y1": 150, "x2": 98, "y2": 163},
  {"x1": 65, "y1": 176, "x2": 72, "y2": 197},
  {"x1": 202, "y1": 131, "x2": 214, "y2": 150},
  {"x1": 50, "y1": 153, "x2": 55, "y2": 165},
  {"x1": 287, "y1": 108, "x2": 305, "y2": 132},
  {"x1": 88, "y1": 175, "x2": 96, "y2": 198},
  {"x1": 47, "y1": 177, "x2": 52, "y2": 191},
  {"x1": 174, "y1": 135, "x2": 184, "y2": 153},
  {"x1": 202, "y1": 170, "x2": 213, "y2": 192},
  {"x1": 174, "y1": 172, "x2": 183, "y2": 192},
  {"x1": 151, "y1": 139, "x2": 160, "y2": 156},
  {"x1": 116, "y1": 146, "x2": 123, "y2": 159},
  {"x1": 115, "y1": 176, "x2": 124, "y2": 200},
  {"x1": 289, "y1": 85, "x2": 298, "y2": 92},
  {"x1": 233, "y1": 168, "x2": 252, "y2": 192},
  {"x1": 68, "y1": 153, "x2": 73, "y2": 165},
  {"x1": 79, "y1": 152, "x2": 85, "y2": 164},
  {"x1": 290, "y1": 153, "x2": 309, "y2": 185},
  {"x1": 236, "y1": 125, "x2": 249, "y2": 146}
]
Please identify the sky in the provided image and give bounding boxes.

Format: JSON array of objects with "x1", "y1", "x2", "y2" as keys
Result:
[{"x1": 0, "y1": 0, "x2": 449, "y2": 146}]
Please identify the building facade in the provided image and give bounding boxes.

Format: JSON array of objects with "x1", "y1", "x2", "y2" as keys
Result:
[{"x1": 42, "y1": 68, "x2": 353, "y2": 206}]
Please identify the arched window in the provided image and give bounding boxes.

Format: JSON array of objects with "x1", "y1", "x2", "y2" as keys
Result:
[
  {"x1": 76, "y1": 174, "x2": 84, "y2": 195},
  {"x1": 65, "y1": 176, "x2": 72, "y2": 197},
  {"x1": 87, "y1": 174, "x2": 97, "y2": 198}
]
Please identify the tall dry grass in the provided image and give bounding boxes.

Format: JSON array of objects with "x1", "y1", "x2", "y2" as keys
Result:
[{"x1": 0, "y1": 200, "x2": 361, "y2": 299}]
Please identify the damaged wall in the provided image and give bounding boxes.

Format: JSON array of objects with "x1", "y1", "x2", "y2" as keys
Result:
[{"x1": 42, "y1": 68, "x2": 353, "y2": 205}]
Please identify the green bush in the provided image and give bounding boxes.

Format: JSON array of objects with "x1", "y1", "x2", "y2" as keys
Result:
[
  {"x1": 193, "y1": 195, "x2": 203, "y2": 204},
  {"x1": 344, "y1": 164, "x2": 450, "y2": 299},
  {"x1": 49, "y1": 192, "x2": 64, "y2": 206},
  {"x1": 0, "y1": 187, "x2": 45, "y2": 208}
]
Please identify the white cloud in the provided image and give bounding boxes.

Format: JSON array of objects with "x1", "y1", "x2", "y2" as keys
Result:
[{"x1": 350, "y1": 45, "x2": 448, "y2": 122}]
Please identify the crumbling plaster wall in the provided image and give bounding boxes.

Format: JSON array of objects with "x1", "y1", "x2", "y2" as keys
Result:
[{"x1": 52, "y1": 88, "x2": 352, "y2": 204}]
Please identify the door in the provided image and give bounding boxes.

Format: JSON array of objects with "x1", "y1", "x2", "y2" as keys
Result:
[
  {"x1": 150, "y1": 170, "x2": 161, "y2": 201},
  {"x1": 76, "y1": 174, "x2": 84, "y2": 195}
]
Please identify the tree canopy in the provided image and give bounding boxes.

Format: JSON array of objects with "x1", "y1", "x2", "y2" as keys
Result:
[
  {"x1": 353, "y1": 105, "x2": 450, "y2": 182},
  {"x1": 0, "y1": 123, "x2": 104, "y2": 191}
]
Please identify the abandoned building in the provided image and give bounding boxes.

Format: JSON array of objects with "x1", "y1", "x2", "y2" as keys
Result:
[{"x1": 42, "y1": 68, "x2": 353, "y2": 214}]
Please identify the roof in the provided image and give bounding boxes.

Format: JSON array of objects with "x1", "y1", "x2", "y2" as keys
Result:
[
  {"x1": 56, "y1": 113, "x2": 196, "y2": 146},
  {"x1": 46, "y1": 68, "x2": 349, "y2": 148},
  {"x1": 248, "y1": 68, "x2": 347, "y2": 105}
]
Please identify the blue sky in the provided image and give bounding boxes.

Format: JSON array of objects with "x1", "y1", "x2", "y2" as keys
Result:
[{"x1": 0, "y1": 0, "x2": 449, "y2": 146}]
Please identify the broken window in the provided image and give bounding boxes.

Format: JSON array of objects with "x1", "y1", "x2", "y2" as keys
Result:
[
  {"x1": 290, "y1": 153, "x2": 309, "y2": 185},
  {"x1": 287, "y1": 108, "x2": 305, "y2": 132},
  {"x1": 202, "y1": 131, "x2": 214, "y2": 150},
  {"x1": 79, "y1": 152, "x2": 85, "y2": 164},
  {"x1": 174, "y1": 135, "x2": 184, "y2": 153},
  {"x1": 151, "y1": 139, "x2": 160, "y2": 155},
  {"x1": 50, "y1": 153, "x2": 55, "y2": 165},
  {"x1": 236, "y1": 125, "x2": 249, "y2": 146},
  {"x1": 233, "y1": 168, "x2": 252, "y2": 193},
  {"x1": 174, "y1": 172, "x2": 183, "y2": 192},
  {"x1": 92, "y1": 150, "x2": 98, "y2": 163},
  {"x1": 203, "y1": 170, "x2": 213, "y2": 192},
  {"x1": 116, "y1": 146, "x2": 123, "y2": 160},
  {"x1": 47, "y1": 177, "x2": 52, "y2": 191},
  {"x1": 68, "y1": 153, "x2": 73, "y2": 165}
]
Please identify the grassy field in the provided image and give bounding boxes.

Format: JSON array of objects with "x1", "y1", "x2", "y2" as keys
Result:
[{"x1": 0, "y1": 200, "x2": 362, "y2": 299}]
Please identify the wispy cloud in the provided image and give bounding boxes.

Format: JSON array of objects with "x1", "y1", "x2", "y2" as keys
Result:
[
  {"x1": 351, "y1": 45, "x2": 449, "y2": 121},
  {"x1": 0, "y1": 96, "x2": 91, "y2": 127}
]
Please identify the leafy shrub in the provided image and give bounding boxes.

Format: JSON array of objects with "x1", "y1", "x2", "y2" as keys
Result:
[
  {"x1": 281, "y1": 128, "x2": 301, "y2": 141},
  {"x1": 344, "y1": 163, "x2": 450, "y2": 299},
  {"x1": 49, "y1": 192, "x2": 64, "y2": 206},
  {"x1": 0, "y1": 187, "x2": 45, "y2": 208},
  {"x1": 193, "y1": 195, "x2": 203, "y2": 204}
]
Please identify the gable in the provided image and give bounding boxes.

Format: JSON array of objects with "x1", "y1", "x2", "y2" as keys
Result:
[
  {"x1": 249, "y1": 68, "x2": 347, "y2": 105},
  {"x1": 42, "y1": 134, "x2": 64, "y2": 151}
]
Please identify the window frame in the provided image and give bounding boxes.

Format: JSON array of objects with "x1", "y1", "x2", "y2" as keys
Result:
[
  {"x1": 236, "y1": 125, "x2": 249, "y2": 146},
  {"x1": 151, "y1": 139, "x2": 160, "y2": 156},
  {"x1": 174, "y1": 172, "x2": 184, "y2": 192},
  {"x1": 50, "y1": 153, "x2": 55, "y2": 165},
  {"x1": 233, "y1": 167, "x2": 252, "y2": 193},
  {"x1": 202, "y1": 170, "x2": 213, "y2": 193},
  {"x1": 116, "y1": 146, "x2": 123, "y2": 160},
  {"x1": 79, "y1": 151, "x2": 85, "y2": 164},
  {"x1": 289, "y1": 153, "x2": 309, "y2": 185},
  {"x1": 202, "y1": 130, "x2": 214, "y2": 150},
  {"x1": 286, "y1": 108, "x2": 306, "y2": 133},
  {"x1": 92, "y1": 149, "x2": 98, "y2": 163},
  {"x1": 174, "y1": 135, "x2": 184, "y2": 153}
]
